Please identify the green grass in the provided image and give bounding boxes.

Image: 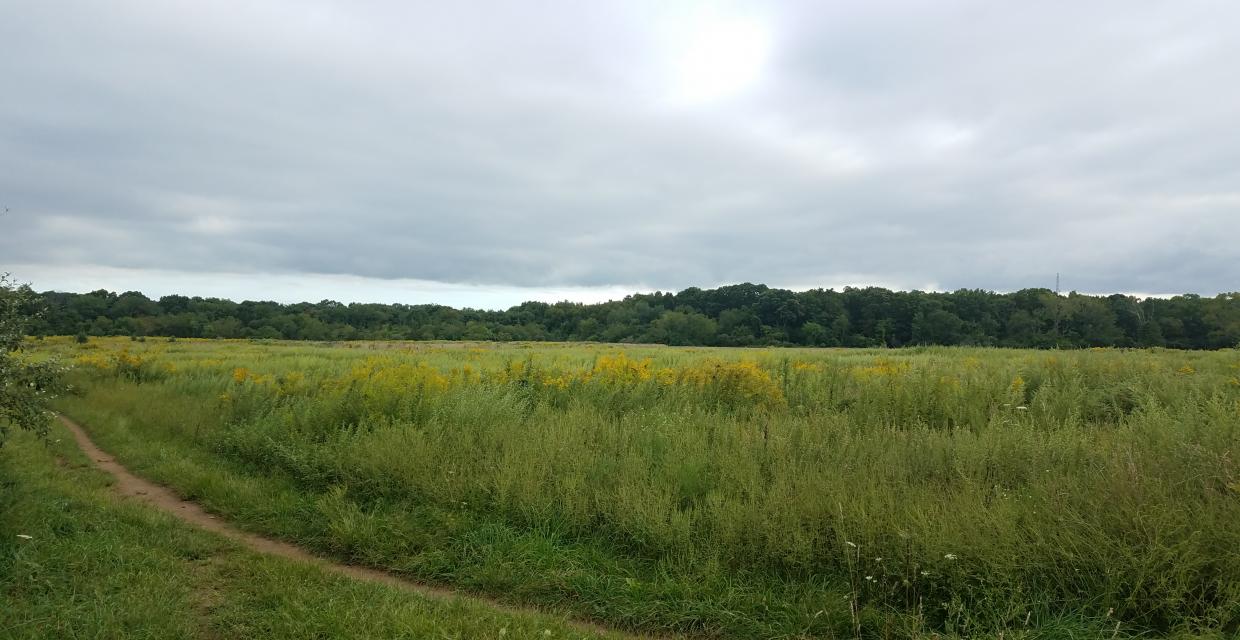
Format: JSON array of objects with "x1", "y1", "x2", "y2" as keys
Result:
[
  {"x1": 32, "y1": 337, "x2": 1240, "y2": 638},
  {"x1": 53, "y1": 390, "x2": 849, "y2": 637},
  {"x1": 0, "y1": 423, "x2": 632, "y2": 639}
]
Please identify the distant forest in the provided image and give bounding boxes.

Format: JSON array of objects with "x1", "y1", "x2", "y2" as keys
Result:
[{"x1": 32, "y1": 284, "x2": 1240, "y2": 349}]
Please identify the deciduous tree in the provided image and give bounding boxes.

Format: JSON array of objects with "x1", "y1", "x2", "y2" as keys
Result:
[{"x1": 1, "y1": 274, "x2": 64, "y2": 444}]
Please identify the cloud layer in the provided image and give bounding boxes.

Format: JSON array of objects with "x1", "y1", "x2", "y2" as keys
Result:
[{"x1": 3, "y1": 0, "x2": 1237, "y2": 302}]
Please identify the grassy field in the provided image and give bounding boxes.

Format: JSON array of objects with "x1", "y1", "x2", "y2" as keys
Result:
[
  {"x1": 26, "y1": 336, "x2": 1240, "y2": 638},
  {"x1": 0, "y1": 419, "x2": 629, "y2": 639}
]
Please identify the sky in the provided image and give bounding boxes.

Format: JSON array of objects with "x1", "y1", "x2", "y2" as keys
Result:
[{"x1": 2, "y1": 0, "x2": 1237, "y2": 309}]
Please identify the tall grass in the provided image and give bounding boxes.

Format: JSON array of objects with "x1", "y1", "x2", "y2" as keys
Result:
[
  {"x1": 47, "y1": 336, "x2": 1240, "y2": 637},
  {"x1": 0, "y1": 425, "x2": 628, "y2": 639}
]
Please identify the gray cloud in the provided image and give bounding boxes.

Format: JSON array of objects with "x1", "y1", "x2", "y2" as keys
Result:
[{"x1": 2, "y1": 0, "x2": 1238, "y2": 302}]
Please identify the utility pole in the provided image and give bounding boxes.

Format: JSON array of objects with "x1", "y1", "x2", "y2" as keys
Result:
[{"x1": 1053, "y1": 273, "x2": 1061, "y2": 349}]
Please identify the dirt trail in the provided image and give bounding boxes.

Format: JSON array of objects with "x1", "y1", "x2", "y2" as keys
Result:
[{"x1": 57, "y1": 414, "x2": 643, "y2": 638}]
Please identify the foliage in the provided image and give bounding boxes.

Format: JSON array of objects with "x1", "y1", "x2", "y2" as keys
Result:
[
  {"x1": 0, "y1": 274, "x2": 64, "y2": 444},
  {"x1": 29, "y1": 284, "x2": 1240, "y2": 349},
  {"x1": 47, "y1": 337, "x2": 1240, "y2": 638},
  {"x1": 0, "y1": 426, "x2": 625, "y2": 639}
]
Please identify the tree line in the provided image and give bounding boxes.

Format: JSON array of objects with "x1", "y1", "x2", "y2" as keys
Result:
[{"x1": 30, "y1": 283, "x2": 1240, "y2": 349}]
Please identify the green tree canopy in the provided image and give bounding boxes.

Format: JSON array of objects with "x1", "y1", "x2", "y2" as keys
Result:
[{"x1": 23, "y1": 283, "x2": 1240, "y2": 350}]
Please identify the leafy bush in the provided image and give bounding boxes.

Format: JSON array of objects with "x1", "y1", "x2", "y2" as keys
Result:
[{"x1": 0, "y1": 274, "x2": 65, "y2": 443}]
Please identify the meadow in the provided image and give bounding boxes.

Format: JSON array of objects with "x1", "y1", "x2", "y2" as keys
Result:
[
  {"x1": 35, "y1": 336, "x2": 1240, "y2": 638},
  {"x1": 0, "y1": 422, "x2": 628, "y2": 639}
]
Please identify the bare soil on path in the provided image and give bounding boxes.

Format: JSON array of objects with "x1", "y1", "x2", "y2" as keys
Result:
[{"x1": 57, "y1": 414, "x2": 645, "y2": 639}]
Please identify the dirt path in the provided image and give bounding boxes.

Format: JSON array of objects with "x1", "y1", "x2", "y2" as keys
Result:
[{"x1": 57, "y1": 414, "x2": 645, "y2": 639}]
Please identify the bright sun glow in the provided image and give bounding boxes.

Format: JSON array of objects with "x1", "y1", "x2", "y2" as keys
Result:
[{"x1": 666, "y1": 13, "x2": 773, "y2": 105}]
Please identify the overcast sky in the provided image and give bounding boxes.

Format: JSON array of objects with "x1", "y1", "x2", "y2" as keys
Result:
[{"x1": 2, "y1": 1, "x2": 1237, "y2": 308}]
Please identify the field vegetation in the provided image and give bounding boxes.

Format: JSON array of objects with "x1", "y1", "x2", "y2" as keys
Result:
[
  {"x1": 0, "y1": 424, "x2": 626, "y2": 639},
  {"x1": 35, "y1": 336, "x2": 1240, "y2": 638}
]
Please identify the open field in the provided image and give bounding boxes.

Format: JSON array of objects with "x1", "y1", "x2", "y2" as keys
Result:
[
  {"x1": 25, "y1": 336, "x2": 1240, "y2": 637},
  {"x1": 0, "y1": 419, "x2": 629, "y2": 639}
]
